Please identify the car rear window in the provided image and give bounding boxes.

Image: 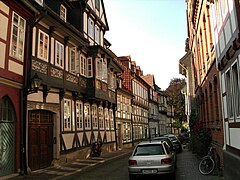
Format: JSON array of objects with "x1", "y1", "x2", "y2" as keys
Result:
[{"x1": 134, "y1": 144, "x2": 164, "y2": 156}]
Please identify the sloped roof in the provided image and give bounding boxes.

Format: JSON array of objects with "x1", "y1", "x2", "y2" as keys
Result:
[{"x1": 141, "y1": 74, "x2": 155, "y2": 87}]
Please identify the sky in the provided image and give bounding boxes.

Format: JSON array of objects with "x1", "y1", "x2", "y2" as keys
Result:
[{"x1": 104, "y1": 0, "x2": 187, "y2": 90}]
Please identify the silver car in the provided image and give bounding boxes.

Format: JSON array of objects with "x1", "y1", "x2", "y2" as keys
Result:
[{"x1": 128, "y1": 141, "x2": 176, "y2": 180}]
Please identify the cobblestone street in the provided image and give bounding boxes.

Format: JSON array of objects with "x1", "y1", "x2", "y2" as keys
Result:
[
  {"x1": 176, "y1": 145, "x2": 223, "y2": 180},
  {"x1": 7, "y1": 144, "x2": 224, "y2": 180}
]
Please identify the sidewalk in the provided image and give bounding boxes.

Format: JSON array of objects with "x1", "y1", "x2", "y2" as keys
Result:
[
  {"x1": 9, "y1": 148, "x2": 133, "y2": 180},
  {"x1": 176, "y1": 145, "x2": 224, "y2": 180}
]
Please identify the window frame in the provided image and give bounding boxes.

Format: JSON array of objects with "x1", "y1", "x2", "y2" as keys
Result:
[
  {"x1": 38, "y1": 29, "x2": 49, "y2": 62},
  {"x1": 92, "y1": 104, "x2": 98, "y2": 129},
  {"x1": 76, "y1": 101, "x2": 83, "y2": 130},
  {"x1": 10, "y1": 12, "x2": 26, "y2": 61},
  {"x1": 98, "y1": 106, "x2": 104, "y2": 130},
  {"x1": 69, "y1": 47, "x2": 77, "y2": 73},
  {"x1": 95, "y1": 25, "x2": 100, "y2": 44},
  {"x1": 64, "y1": 99, "x2": 71, "y2": 131},
  {"x1": 60, "y1": 4, "x2": 67, "y2": 22},
  {"x1": 84, "y1": 103, "x2": 91, "y2": 130},
  {"x1": 104, "y1": 108, "x2": 109, "y2": 130},
  {"x1": 88, "y1": 18, "x2": 94, "y2": 39},
  {"x1": 55, "y1": 40, "x2": 64, "y2": 69}
]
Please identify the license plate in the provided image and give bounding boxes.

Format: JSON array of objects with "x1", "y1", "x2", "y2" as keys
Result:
[{"x1": 142, "y1": 169, "x2": 157, "y2": 174}]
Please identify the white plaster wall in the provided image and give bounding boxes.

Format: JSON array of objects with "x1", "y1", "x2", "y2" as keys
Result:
[
  {"x1": 100, "y1": 131, "x2": 104, "y2": 141},
  {"x1": 219, "y1": 32, "x2": 225, "y2": 55},
  {"x1": 229, "y1": 128, "x2": 240, "y2": 149},
  {"x1": 225, "y1": 122, "x2": 229, "y2": 145},
  {"x1": 0, "y1": 1, "x2": 9, "y2": 14},
  {"x1": 32, "y1": 27, "x2": 36, "y2": 56},
  {"x1": 107, "y1": 131, "x2": 111, "y2": 142},
  {"x1": 224, "y1": 19, "x2": 232, "y2": 45},
  {"x1": 221, "y1": 73, "x2": 226, "y2": 93},
  {"x1": 62, "y1": 134, "x2": 74, "y2": 149},
  {"x1": 9, "y1": 60, "x2": 23, "y2": 75},
  {"x1": 88, "y1": 0, "x2": 94, "y2": 10},
  {"x1": 46, "y1": 92, "x2": 59, "y2": 103},
  {"x1": 83, "y1": 12, "x2": 88, "y2": 36},
  {"x1": 86, "y1": 132, "x2": 91, "y2": 144},
  {"x1": 100, "y1": 30, "x2": 103, "y2": 46},
  {"x1": 51, "y1": 37, "x2": 54, "y2": 64},
  {"x1": 223, "y1": 96, "x2": 228, "y2": 119},
  {"x1": 0, "y1": 13, "x2": 8, "y2": 41},
  {"x1": 230, "y1": 8, "x2": 237, "y2": 33},
  {"x1": 215, "y1": 30, "x2": 220, "y2": 59},
  {"x1": 65, "y1": 46, "x2": 68, "y2": 71},
  {"x1": 77, "y1": 132, "x2": 83, "y2": 146},
  {"x1": 28, "y1": 91, "x2": 43, "y2": 102},
  {"x1": 0, "y1": 42, "x2": 6, "y2": 68}
]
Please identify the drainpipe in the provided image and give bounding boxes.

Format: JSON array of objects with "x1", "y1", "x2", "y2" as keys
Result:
[{"x1": 20, "y1": 22, "x2": 33, "y2": 175}]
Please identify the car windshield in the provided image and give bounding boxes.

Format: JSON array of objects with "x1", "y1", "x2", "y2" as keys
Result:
[{"x1": 134, "y1": 144, "x2": 164, "y2": 156}]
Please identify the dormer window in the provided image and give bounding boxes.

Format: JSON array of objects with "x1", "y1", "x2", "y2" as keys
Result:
[
  {"x1": 35, "y1": 0, "x2": 43, "y2": 6},
  {"x1": 60, "y1": 5, "x2": 67, "y2": 22}
]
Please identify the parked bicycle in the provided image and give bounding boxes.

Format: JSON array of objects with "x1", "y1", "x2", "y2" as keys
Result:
[{"x1": 198, "y1": 146, "x2": 215, "y2": 175}]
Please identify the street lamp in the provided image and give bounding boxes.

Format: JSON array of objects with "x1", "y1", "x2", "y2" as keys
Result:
[{"x1": 25, "y1": 73, "x2": 42, "y2": 94}]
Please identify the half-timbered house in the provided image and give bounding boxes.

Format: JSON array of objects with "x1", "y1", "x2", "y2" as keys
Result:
[
  {"x1": 116, "y1": 56, "x2": 134, "y2": 149},
  {"x1": 131, "y1": 62, "x2": 149, "y2": 143},
  {"x1": 21, "y1": 0, "x2": 121, "y2": 172}
]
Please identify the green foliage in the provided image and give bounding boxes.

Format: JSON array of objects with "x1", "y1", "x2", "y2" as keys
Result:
[
  {"x1": 189, "y1": 110, "x2": 212, "y2": 157},
  {"x1": 172, "y1": 120, "x2": 182, "y2": 129},
  {"x1": 166, "y1": 78, "x2": 187, "y2": 122}
]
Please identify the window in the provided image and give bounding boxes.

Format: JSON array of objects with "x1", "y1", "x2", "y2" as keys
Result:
[
  {"x1": 64, "y1": 99, "x2": 71, "y2": 131},
  {"x1": 35, "y1": 0, "x2": 43, "y2": 6},
  {"x1": 96, "y1": 58, "x2": 107, "y2": 82},
  {"x1": 96, "y1": 58, "x2": 102, "y2": 79},
  {"x1": 99, "y1": 106, "x2": 104, "y2": 129},
  {"x1": 215, "y1": 0, "x2": 228, "y2": 31},
  {"x1": 60, "y1": 5, "x2": 67, "y2": 22},
  {"x1": 95, "y1": 26, "x2": 100, "y2": 44},
  {"x1": 10, "y1": 12, "x2": 26, "y2": 61},
  {"x1": 80, "y1": 55, "x2": 92, "y2": 77},
  {"x1": 92, "y1": 105, "x2": 98, "y2": 129},
  {"x1": 95, "y1": 0, "x2": 100, "y2": 10},
  {"x1": 232, "y1": 63, "x2": 240, "y2": 117},
  {"x1": 76, "y1": 101, "x2": 83, "y2": 130},
  {"x1": 104, "y1": 108, "x2": 109, "y2": 130},
  {"x1": 88, "y1": 18, "x2": 94, "y2": 38},
  {"x1": 80, "y1": 55, "x2": 86, "y2": 76},
  {"x1": 87, "y1": 58, "x2": 93, "y2": 77},
  {"x1": 109, "y1": 109, "x2": 114, "y2": 130},
  {"x1": 226, "y1": 70, "x2": 233, "y2": 118},
  {"x1": 69, "y1": 47, "x2": 77, "y2": 73},
  {"x1": 102, "y1": 60, "x2": 107, "y2": 82},
  {"x1": 55, "y1": 41, "x2": 64, "y2": 68},
  {"x1": 84, "y1": 104, "x2": 91, "y2": 129},
  {"x1": 38, "y1": 30, "x2": 49, "y2": 61}
]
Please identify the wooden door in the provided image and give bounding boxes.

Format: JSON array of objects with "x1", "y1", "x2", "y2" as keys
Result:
[{"x1": 28, "y1": 110, "x2": 53, "y2": 171}]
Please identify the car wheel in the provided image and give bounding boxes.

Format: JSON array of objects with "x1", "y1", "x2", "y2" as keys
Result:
[{"x1": 129, "y1": 174, "x2": 136, "y2": 180}]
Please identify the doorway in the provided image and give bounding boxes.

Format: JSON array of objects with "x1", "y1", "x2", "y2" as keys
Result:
[{"x1": 28, "y1": 110, "x2": 54, "y2": 171}]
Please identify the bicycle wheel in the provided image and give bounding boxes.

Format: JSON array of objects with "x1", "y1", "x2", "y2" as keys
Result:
[{"x1": 198, "y1": 157, "x2": 215, "y2": 175}]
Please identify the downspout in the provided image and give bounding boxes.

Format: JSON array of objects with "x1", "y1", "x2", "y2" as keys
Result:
[{"x1": 21, "y1": 20, "x2": 33, "y2": 175}]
